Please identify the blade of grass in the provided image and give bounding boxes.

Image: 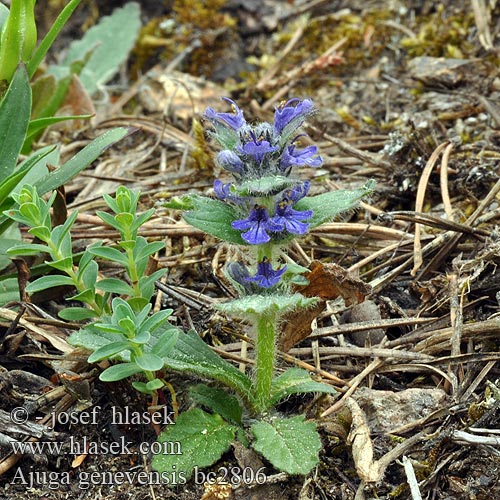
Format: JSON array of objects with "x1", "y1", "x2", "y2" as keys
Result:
[{"x1": 26, "y1": 0, "x2": 83, "y2": 78}]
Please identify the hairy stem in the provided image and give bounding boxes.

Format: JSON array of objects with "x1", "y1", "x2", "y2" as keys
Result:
[{"x1": 253, "y1": 312, "x2": 277, "y2": 413}]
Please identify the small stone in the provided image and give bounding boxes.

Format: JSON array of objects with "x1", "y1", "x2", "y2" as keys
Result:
[
  {"x1": 353, "y1": 387, "x2": 448, "y2": 433},
  {"x1": 340, "y1": 300, "x2": 385, "y2": 346}
]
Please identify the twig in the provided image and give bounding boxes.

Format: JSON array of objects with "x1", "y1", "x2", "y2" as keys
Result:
[
  {"x1": 402, "y1": 456, "x2": 423, "y2": 500},
  {"x1": 439, "y1": 143, "x2": 454, "y2": 220},
  {"x1": 411, "y1": 142, "x2": 449, "y2": 276}
]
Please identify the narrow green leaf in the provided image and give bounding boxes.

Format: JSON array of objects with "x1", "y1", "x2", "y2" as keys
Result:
[
  {"x1": 34, "y1": 127, "x2": 136, "y2": 194},
  {"x1": 6, "y1": 243, "x2": 49, "y2": 256},
  {"x1": 46, "y1": 257, "x2": 73, "y2": 272},
  {"x1": 0, "y1": 65, "x2": 31, "y2": 180},
  {"x1": 0, "y1": 4, "x2": 8, "y2": 30},
  {"x1": 89, "y1": 246, "x2": 128, "y2": 266},
  {"x1": 25, "y1": 114, "x2": 92, "y2": 142},
  {"x1": 88, "y1": 341, "x2": 131, "y2": 362},
  {"x1": 99, "y1": 362, "x2": 142, "y2": 382},
  {"x1": 95, "y1": 278, "x2": 134, "y2": 296},
  {"x1": 26, "y1": 0, "x2": 83, "y2": 78},
  {"x1": 25, "y1": 275, "x2": 74, "y2": 293},
  {"x1": 58, "y1": 307, "x2": 98, "y2": 321},
  {"x1": 252, "y1": 416, "x2": 321, "y2": 475},
  {"x1": 152, "y1": 408, "x2": 236, "y2": 479}
]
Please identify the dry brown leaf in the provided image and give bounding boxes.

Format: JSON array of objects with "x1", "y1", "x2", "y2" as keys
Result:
[
  {"x1": 345, "y1": 397, "x2": 381, "y2": 484},
  {"x1": 279, "y1": 261, "x2": 371, "y2": 352},
  {"x1": 71, "y1": 453, "x2": 88, "y2": 468}
]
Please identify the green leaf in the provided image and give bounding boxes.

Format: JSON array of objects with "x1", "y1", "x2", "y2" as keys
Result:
[
  {"x1": 68, "y1": 288, "x2": 96, "y2": 304},
  {"x1": 25, "y1": 275, "x2": 74, "y2": 293},
  {"x1": 0, "y1": 64, "x2": 31, "y2": 180},
  {"x1": 67, "y1": 326, "x2": 119, "y2": 351},
  {"x1": 146, "y1": 378, "x2": 164, "y2": 391},
  {"x1": 295, "y1": 180, "x2": 375, "y2": 229},
  {"x1": 95, "y1": 278, "x2": 135, "y2": 296},
  {"x1": 152, "y1": 408, "x2": 236, "y2": 479},
  {"x1": 164, "y1": 330, "x2": 252, "y2": 403},
  {"x1": 270, "y1": 368, "x2": 337, "y2": 406},
  {"x1": 50, "y1": 3, "x2": 141, "y2": 95},
  {"x1": 26, "y1": 0, "x2": 83, "y2": 78},
  {"x1": 178, "y1": 194, "x2": 245, "y2": 245},
  {"x1": 58, "y1": 307, "x2": 98, "y2": 321},
  {"x1": 99, "y1": 362, "x2": 142, "y2": 382},
  {"x1": 133, "y1": 352, "x2": 164, "y2": 372},
  {"x1": 89, "y1": 246, "x2": 128, "y2": 266},
  {"x1": 79, "y1": 259, "x2": 98, "y2": 290},
  {"x1": 150, "y1": 330, "x2": 178, "y2": 358},
  {"x1": 0, "y1": 4, "x2": 9, "y2": 30},
  {"x1": 34, "y1": 127, "x2": 135, "y2": 195},
  {"x1": 251, "y1": 416, "x2": 321, "y2": 475},
  {"x1": 141, "y1": 308, "x2": 174, "y2": 335},
  {"x1": 236, "y1": 175, "x2": 297, "y2": 196},
  {"x1": 25, "y1": 114, "x2": 92, "y2": 144},
  {"x1": 135, "y1": 241, "x2": 165, "y2": 262},
  {"x1": 215, "y1": 293, "x2": 318, "y2": 316},
  {"x1": 0, "y1": 146, "x2": 55, "y2": 212},
  {"x1": 0, "y1": 277, "x2": 20, "y2": 305},
  {"x1": 88, "y1": 341, "x2": 131, "y2": 363},
  {"x1": 189, "y1": 384, "x2": 243, "y2": 425},
  {"x1": 46, "y1": 257, "x2": 73, "y2": 272},
  {"x1": 0, "y1": 224, "x2": 21, "y2": 271},
  {"x1": 6, "y1": 243, "x2": 49, "y2": 256}
]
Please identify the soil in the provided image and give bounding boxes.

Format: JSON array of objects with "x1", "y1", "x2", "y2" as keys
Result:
[{"x1": 2, "y1": 0, "x2": 500, "y2": 499}]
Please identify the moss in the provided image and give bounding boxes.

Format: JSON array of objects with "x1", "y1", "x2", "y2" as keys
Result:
[
  {"x1": 400, "y1": 5, "x2": 476, "y2": 58},
  {"x1": 131, "y1": 0, "x2": 237, "y2": 80}
]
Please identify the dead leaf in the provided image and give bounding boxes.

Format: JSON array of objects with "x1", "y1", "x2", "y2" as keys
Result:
[
  {"x1": 279, "y1": 261, "x2": 371, "y2": 352},
  {"x1": 297, "y1": 261, "x2": 371, "y2": 304},
  {"x1": 345, "y1": 397, "x2": 381, "y2": 483},
  {"x1": 71, "y1": 453, "x2": 88, "y2": 468}
]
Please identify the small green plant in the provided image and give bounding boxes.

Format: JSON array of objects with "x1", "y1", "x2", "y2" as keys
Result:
[
  {"x1": 150, "y1": 98, "x2": 375, "y2": 479},
  {"x1": 0, "y1": 0, "x2": 139, "y2": 277},
  {"x1": 5, "y1": 185, "x2": 181, "y2": 400}
]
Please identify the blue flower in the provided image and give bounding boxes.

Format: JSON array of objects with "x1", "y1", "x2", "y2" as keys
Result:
[
  {"x1": 274, "y1": 98, "x2": 313, "y2": 135},
  {"x1": 216, "y1": 150, "x2": 244, "y2": 174},
  {"x1": 213, "y1": 180, "x2": 245, "y2": 204},
  {"x1": 231, "y1": 205, "x2": 274, "y2": 244},
  {"x1": 205, "y1": 97, "x2": 246, "y2": 130},
  {"x1": 238, "y1": 134, "x2": 277, "y2": 164},
  {"x1": 269, "y1": 199, "x2": 313, "y2": 235},
  {"x1": 245, "y1": 259, "x2": 287, "y2": 288},
  {"x1": 280, "y1": 145, "x2": 323, "y2": 171},
  {"x1": 226, "y1": 261, "x2": 252, "y2": 287},
  {"x1": 284, "y1": 181, "x2": 310, "y2": 203}
]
